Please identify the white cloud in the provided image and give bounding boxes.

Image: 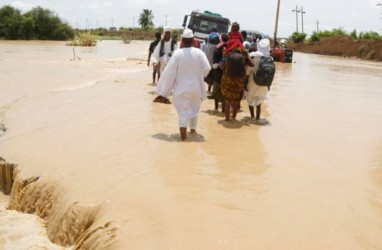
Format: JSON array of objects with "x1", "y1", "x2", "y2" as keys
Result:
[
  {"x1": 87, "y1": 4, "x2": 101, "y2": 9},
  {"x1": 152, "y1": 0, "x2": 170, "y2": 4},
  {"x1": 126, "y1": 0, "x2": 148, "y2": 6},
  {"x1": 86, "y1": 2, "x2": 114, "y2": 10},
  {"x1": 10, "y1": 1, "x2": 36, "y2": 11},
  {"x1": 104, "y1": 2, "x2": 114, "y2": 7}
]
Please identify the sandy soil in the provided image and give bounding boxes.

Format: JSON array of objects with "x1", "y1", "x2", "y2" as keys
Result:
[{"x1": 0, "y1": 193, "x2": 69, "y2": 250}]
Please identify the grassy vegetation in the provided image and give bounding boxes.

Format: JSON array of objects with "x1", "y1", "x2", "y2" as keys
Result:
[
  {"x1": 288, "y1": 28, "x2": 382, "y2": 61},
  {"x1": 304, "y1": 28, "x2": 382, "y2": 43},
  {"x1": 289, "y1": 32, "x2": 307, "y2": 43},
  {"x1": 78, "y1": 27, "x2": 181, "y2": 41}
]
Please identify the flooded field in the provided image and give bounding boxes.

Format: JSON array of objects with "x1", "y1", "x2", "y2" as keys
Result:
[{"x1": 1, "y1": 40, "x2": 382, "y2": 249}]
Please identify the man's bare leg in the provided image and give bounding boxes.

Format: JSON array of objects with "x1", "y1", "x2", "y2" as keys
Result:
[
  {"x1": 180, "y1": 127, "x2": 187, "y2": 141},
  {"x1": 152, "y1": 71, "x2": 156, "y2": 84},
  {"x1": 249, "y1": 105, "x2": 255, "y2": 119},
  {"x1": 256, "y1": 104, "x2": 261, "y2": 120}
]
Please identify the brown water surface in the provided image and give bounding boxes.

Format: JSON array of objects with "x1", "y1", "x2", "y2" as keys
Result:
[{"x1": 1, "y1": 40, "x2": 382, "y2": 249}]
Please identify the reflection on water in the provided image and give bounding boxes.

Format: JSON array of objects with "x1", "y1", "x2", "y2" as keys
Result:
[{"x1": 1, "y1": 41, "x2": 382, "y2": 249}]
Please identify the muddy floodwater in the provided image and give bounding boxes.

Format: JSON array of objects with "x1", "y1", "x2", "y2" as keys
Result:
[{"x1": 1, "y1": 40, "x2": 382, "y2": 249}]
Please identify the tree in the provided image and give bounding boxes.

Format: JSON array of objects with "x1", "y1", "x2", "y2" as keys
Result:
[
  {"x1": 0, "y1": 6, "x2": 23, "y2": 39},
  {"x1": 138, "y1": 9, "x2": 154, "y2": 29},
  {"x1": 0, "y1": 5, "x2": 75, "y2": 40},
  {"x1": 25, "y1": 7, "x2": 60, "y2": 40}
]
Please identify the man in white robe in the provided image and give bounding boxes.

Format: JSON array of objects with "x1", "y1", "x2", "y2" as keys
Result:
[
  {"x1": 151, "y1": 26, "x2": 177, "y2": 74},
  {"x1": 156, "y1": 29, "x2": 211, "y2": 140}
]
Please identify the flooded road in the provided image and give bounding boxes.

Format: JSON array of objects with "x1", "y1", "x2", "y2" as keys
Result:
[{"x1": 1, "y1": 40, "x2": 382, "y2": 249}]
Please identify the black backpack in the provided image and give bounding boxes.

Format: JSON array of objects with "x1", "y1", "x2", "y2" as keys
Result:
[
  {"x1": 254, "y1": 56, "x2": 276, "y2": 89},
  {"x1": 227, "y1": 51, "x2": 246, "y2": 77}
]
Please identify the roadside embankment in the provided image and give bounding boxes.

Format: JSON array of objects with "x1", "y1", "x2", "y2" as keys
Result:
[{"x1": 288, "y1": 36, "x2": 382, "y2": 62}]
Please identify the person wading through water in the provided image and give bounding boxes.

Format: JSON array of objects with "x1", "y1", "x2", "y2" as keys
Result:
[
  {"x1": 156, "y1": 29, "x2": 211, "y2": 140},
  {"x1": 208, "y1": 33, "x2": 229, "y2": 112},
  {"x1": 147, "y1": 32, "x2": 162, "y2": 84},
  {"x1": 221, "y1": 22, "x2": 253, "y2": 121},
  {"x1": 152, "y1": 26, "x2": 177, "y2": 104}
]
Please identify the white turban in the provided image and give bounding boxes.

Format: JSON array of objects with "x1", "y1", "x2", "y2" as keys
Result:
[
  {"x1": 258, "y1": 38, "x2": 270, "y2": 56},
  {"x1": 163, "y1": 26, "x2": 172, "y2": 32},
  {"x1": 182, "y1": 28, "x2": 194, "y2": 38}
]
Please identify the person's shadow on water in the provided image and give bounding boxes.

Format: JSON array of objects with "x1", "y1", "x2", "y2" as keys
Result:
[
  {"x1": 151, "y1": 133, "x2": 206, "y2": 142},
  {"x1": 218, "y1": 119, "x2": 244, "y2": 129},
  {"x1": 202, "y1": 109, "x2": 225, "y2": 118}
]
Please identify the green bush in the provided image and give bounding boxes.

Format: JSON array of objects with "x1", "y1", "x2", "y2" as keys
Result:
[
  {"x1": 309, "y1": 31, "x2": 320, "y2": 43},
  {"x1": 307, "y1": 28, "x2": 382, "y2": 43},
  {"x1": 350, "y1": 29, "x2": 357, "y2": 39},
  {"x1": 68, "y1": 32, "x2": 99, "y2": 46},
  {"x1": 290, "y1": 32, "x2": 307, "y2": 43},
  {"x1": 359, "y1": 31, "x2": 382, "y2": 40},
  {"x1": 331, "y1": 28, "x2": 347, "y2": 36},
  {"x1": 308, "y1": 28, "x2": 348, "y2": 43}
]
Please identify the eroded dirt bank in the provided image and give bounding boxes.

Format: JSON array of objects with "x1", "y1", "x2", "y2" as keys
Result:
[{"x1": 288, "y1": 36, "x2": 382, "y2": 61}]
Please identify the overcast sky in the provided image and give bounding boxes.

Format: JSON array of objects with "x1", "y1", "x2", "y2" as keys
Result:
[{"x1": 1, "y1": 0, "x2": 381, "y2": 37}]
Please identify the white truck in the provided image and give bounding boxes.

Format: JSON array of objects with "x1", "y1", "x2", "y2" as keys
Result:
[{"x1": 182, "y1": 10, "x2": 231, "y2": 42}]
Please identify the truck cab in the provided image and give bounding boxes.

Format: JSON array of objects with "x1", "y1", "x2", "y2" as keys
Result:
[{"x1": 182, "y1": 11, "x2": 230, "y2": 42}]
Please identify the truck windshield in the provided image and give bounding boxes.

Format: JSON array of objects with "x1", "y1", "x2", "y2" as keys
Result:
[{"x1": 188, "y1": 15, "x2": 229, "y2": 34}]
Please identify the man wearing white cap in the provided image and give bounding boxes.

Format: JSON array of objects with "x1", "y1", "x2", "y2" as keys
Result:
[
  {"x1": 245, "y1": 38, "x2": 272, "y2": 124},
  {"x1": 151, "y1": 26, "x2": 177, "y2": 74},
  {"x1": 156, "y1": 28, "x2": 211, "y2": 140}
]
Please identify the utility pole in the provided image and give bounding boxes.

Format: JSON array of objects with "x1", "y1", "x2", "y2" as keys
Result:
[
  {"x1": 301, "y1": 6, "x2": 306, "y2": 33},
  {"x1": 378, "y1": 3, "x2": 382, "y2": 32},
  {"x1": 316, "y1": 20, "x2": 320, "y2": 32},
  {"x1": 111, "y1": 18, "x2": 114, "y2": 28},
  {"x1": 292, "y1": 6, "x2": 300, "y2": 33},
  {"x1": 274, "y1": 0, "x2": 281, "y2": 49}
]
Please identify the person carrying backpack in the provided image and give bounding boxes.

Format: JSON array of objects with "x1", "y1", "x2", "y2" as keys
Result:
[
  {"x1": 244, "y1": 38, "x2": 275, "y2": 124},
  {"x1": 221, "y1": 22, "x2": 253, "y2": 121}
]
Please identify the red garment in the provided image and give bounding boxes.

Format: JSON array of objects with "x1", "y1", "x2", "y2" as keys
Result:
[
  {"x1": 224, "y1": 31, "x2": 245, "y2": 55},
  {"x1": 225, "y1": 39, "x2": 245, "y2": 55},
  {"x1": 229, "y1": 31, "x2": 243, "y2": 42}
]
